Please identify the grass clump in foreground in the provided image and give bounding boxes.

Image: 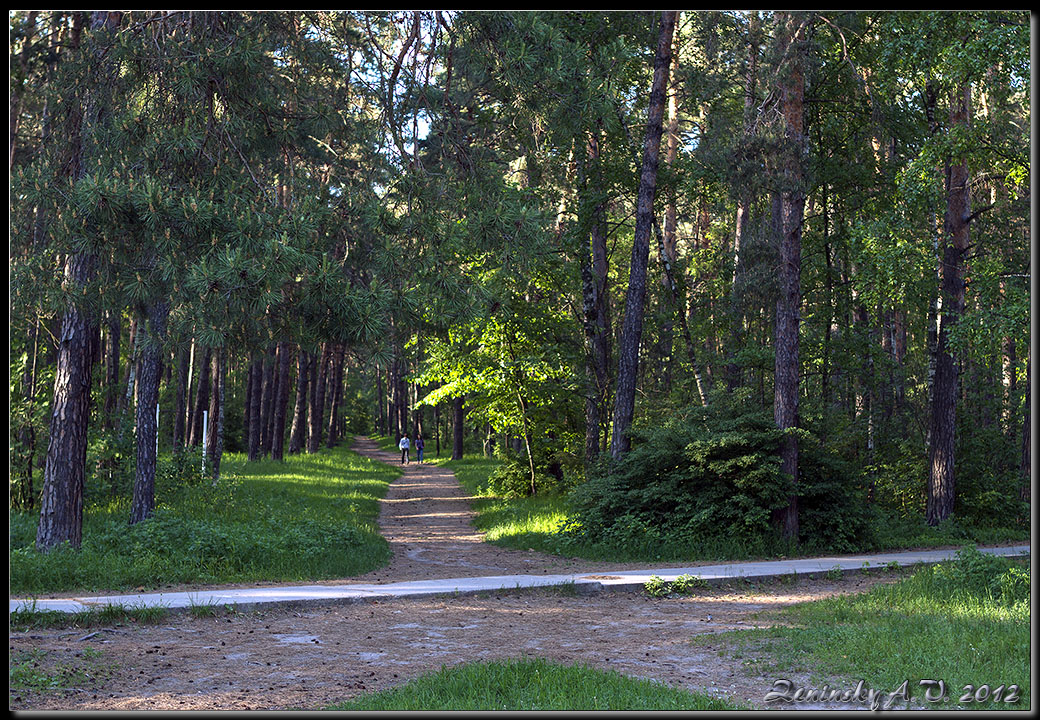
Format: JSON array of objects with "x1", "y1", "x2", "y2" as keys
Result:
[
  {"x1": 10, "y1": 600, "x2": 170, "y2": 631},
  {"x1": 700, "y1": 546, "x2": 1030, "y2": 711},
  {"x1": 325, "y1": 657, "x2": 746, "y2": 711},
  {"x1": 10, "y1": 442, "x2": 396, "y2": 595}
]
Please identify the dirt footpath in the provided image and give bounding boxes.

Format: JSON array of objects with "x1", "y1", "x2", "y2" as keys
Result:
[{"x1": 9, "y1": 438, "x2": 901, "y2": 711}]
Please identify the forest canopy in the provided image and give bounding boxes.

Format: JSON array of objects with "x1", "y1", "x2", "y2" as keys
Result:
[{"x1": 9, "y1": 11, "x2": 1031, "y2": 554}]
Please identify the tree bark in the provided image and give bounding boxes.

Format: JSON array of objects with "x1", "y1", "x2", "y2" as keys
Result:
[
  {"x1": 451, "y1": 394, "x2": 465, "y2": 460},
  {"x1": 271, "y1": 341, "x2": 291, "y2": 461},
  {"x1": 927, "y1": 82, "x2": 971, "y2": 526},
  {"x1": 1020, "y1": 352, "x2": 1030, "y2": 502},
  {"x1": 173, "y1": 343, "x2": 189, "y2": 450},
  {"x1": 308, "y1": 342, "x2": 330, "y2": 453},
  {"x1": 288, "y1": 347, "x2": 310, "y2": 454},
  {"x1": 247, "y1": 354, "x2": 263, "y2": 461},
  {"x1": 609, "y1": 10, "x2": 676, "y2": 458},
  {"x1": 36, "y1": 252, "x2": 95, "y2": 549},
  {"x1": 772, "y1": 12, "x2": 809, "y2": 541},
  {"x1": 580, "y1": 124, "x2": 612, "y2": 466},
  {"x1": 209, "y1": 348, "x2": 225, "y2": 482},
  {"x1": 130, "y1": 300, "x2": 168, "y2": 525},
  {"x1": 727, "y1": 11, "x2": 760, "y2": 391},
  {"x1": 36, "y1": 12, "x2": 116, "y2": 551},
  {"x1": 327, "y1": 344, "x2": 345, "y2": 448},
  {"x1": 259, "y1": 344, "x2": 276, "y2": 457},
  {"x1": 102, "y1": 310, "x2": 121, "y2": 430},
  {"x1": 375, "y1": 363, "x2": 386, "y2": 436},
  {"x1": 189, "y1": 347, "x2": 211, "y2": 447}
]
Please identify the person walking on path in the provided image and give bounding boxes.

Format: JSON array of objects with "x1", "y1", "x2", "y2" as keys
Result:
[
  {"x1": 398, "y1": 435, "x2": 410, "y2": 464},
  {"x1": 415, "y1": 435, "x2": 425, "y2": 463}
]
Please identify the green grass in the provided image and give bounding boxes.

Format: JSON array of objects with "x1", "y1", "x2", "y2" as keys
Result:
[
  {"x1": 323, "y1": 657, "x2": 747, "y2": 711},
  {"x1": 9, "y1": 441, "x2": 397, "y2": 595},
  {"x1": 445, "y1": 455, "x2": 575, "y2": 554},
  {"x1": 10, "y1": 600, "x2": 171, "y2": 630},
  {"x1": 698, "y1": 547, "x2": 1031, "y2": 711}
]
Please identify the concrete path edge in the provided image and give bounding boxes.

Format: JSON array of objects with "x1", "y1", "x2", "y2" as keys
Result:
[{"x1": 10, "y1": 544, "x2": 1029, "y2": 616}]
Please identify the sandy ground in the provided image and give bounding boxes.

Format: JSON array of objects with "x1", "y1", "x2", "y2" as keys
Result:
[{"x1": 9, "y1": 437, "x2": 904, "y2": 711}]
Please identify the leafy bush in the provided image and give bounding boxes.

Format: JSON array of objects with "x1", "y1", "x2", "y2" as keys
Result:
[
  {"x1": 952, "y1": 420, "x2": 1028, "y2": 528},
  {"x1": 562, "y1": 403, "x2": 874, "y2": 555},
  {"x1": 487, "y1": 446, "x2": 574, "y2": 498},
  {"x1": 932, "y1": 545, "x2": 1030, "y2": 606}
]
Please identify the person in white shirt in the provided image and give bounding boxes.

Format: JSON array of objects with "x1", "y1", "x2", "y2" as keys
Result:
[{"x1": 398, "y1": 435, "x2": 410, "y2": 464}]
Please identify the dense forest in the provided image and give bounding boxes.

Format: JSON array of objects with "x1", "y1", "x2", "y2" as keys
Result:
[{"x1": 9, "y1": 11, "x2": 1031, "y2": 555}]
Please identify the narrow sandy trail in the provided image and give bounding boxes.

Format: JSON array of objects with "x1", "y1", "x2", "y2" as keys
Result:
[{"x1": 347, "y1": 436, "x2": 631, "y2": 584}]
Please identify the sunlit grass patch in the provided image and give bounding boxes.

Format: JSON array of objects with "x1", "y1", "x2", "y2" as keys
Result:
[
  {"x1": 10, "y1": 443, "x2": 397, "y2": 595},
  {"x1": 700, "y1": 547, "x2": 1030, "y2": 711},
  {"x1": 323, "y1": 657, "x2": 747, "y2": 710}
]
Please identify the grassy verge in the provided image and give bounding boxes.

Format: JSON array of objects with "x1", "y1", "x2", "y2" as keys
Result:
[
  {"x1": 323, "y1": 657, "x2": 747, "y2": 711},
  {"x1": 10, "y1": 441, "x2": 396, "y2": 595},
  {"x1": 695, "y1": 546, "x2": 1031, "y2": 711}
]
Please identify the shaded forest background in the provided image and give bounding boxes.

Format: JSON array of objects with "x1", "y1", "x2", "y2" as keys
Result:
[{"x1": 9, "y1": 11, "x2": 1031, "y2": 555}]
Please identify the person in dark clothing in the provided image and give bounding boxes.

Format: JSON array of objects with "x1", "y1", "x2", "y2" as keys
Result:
[{"x1": 415, "y1": 435, "x2": 425, "y2": 463}]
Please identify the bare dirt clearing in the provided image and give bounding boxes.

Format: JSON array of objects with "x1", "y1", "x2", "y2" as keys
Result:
[
  {"x1": 10, "y1": 438, "x2": 901, "y2": 711},
  {"x1": 10, "y1": 574, "x2": 901, "y2": 711}
]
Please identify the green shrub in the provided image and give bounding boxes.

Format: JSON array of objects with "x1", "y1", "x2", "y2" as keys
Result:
[
  {"x1": 931, "y1": 545, "x2": 1030, "y2": 607},
  {"x1": 562, "y1": 403, "x2": 874, "y2": 555},
  {"x1": 487, "y1": 447, "x2": 575, "y2": 498},
  {"x1": 952, "y1": 420, "x2": 1029, "y2": 528}
]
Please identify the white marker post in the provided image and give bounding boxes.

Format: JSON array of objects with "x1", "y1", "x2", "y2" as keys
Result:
[
  {"x1": 156, "y1": 404, "x2": 160, "y2": 456},
  {"x1": 202, "y1": 410, "x2": 209, "y2": 474}
]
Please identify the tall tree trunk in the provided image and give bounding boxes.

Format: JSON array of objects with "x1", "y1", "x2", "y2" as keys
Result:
[
  {"x1": 375, "y1": 363, "x2": 386, "y2": 436},
  {"x1": 173, "y1": 343, "x2": 188, "y2": 451},
  {"x1": 259, "y1": 344, "x2": 276, "y2": 458},
  {"x1": 327, "y1": 344, "x2": 345, "y2": 448},
  {"x1": 658, "y1": 33, "x2": 682, "y2": 392},
  {"x1": 185, "y1": 338, "x2": 197, "y2": 443},
  {"x1": 247, "y1": 354, "x2": 263, "y2": 462},
  {"x1": 36, "y1": 250, "x2": 96, "y2": 549},
  {"x1": 271, "y1": 341, "x2": 291, "y2": 461},
  {"x1": 242, "y1": 352, "x2": 254, "y2": 450},
  {"x1": 189, "y1": 347, "x2": 211, "y2": 447},
  {"x1": 387, "y1": 361, "x2": 399, "y2": 439},
  {"x1": 727, "y1": 11, "x2": 760, "y2": 391},
  {"x1": 927, "y1": 82, "x2": 971, "y2": 526},
  {"x1": 17, "y1": 315, "x2": 43, "y2": 509},
  {"x1": 1019, "y1": 352, "x2": 1030, "y2": 503},
  {"x1": 580, "y1": 124, "x2": 612, "y2": 466},
  {"x1": 130, "y1": 300, "x2": 168, "y2": 525},
  {"x1": 308, "y1": 342, "x2": 330, "y2": 453},
  {"x1": 609, "y1": 10, "x2": 676, "y2": 458},
  {"x1": 452, "y1": 394, "x2": 465, "y2": 460},
  {"x1": 288, "y1": 348, "x2": 309, "y2": 455},
  {"x1": 434, "y1": 402, "x2": 441, "y2": 457},
  {"x1": 36, "y1": 12, "x2": 116, "y2": 551},
  {"x1": 772, "y1": 12, "x2": 809, "y2": 541},
  {"x1": 208, "y1": 348, "x2": 225, "y2": 482},
  {"x1": 102, "y1": 310, "x2": 121, "y2": 430}
]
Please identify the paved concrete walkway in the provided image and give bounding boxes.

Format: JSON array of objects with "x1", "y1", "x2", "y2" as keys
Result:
[{"x1": 10, "y1": 544, "x2": 1028, "y2": 615}]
